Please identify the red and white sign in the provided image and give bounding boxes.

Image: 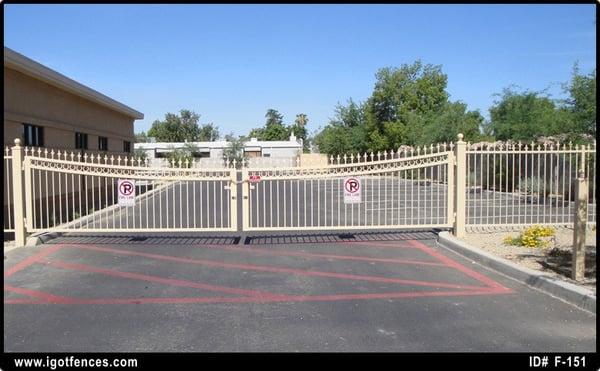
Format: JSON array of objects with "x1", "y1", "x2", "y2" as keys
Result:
[
  {"x1": 343, "y1": 177, "x2": 361, "y2": 204},
  {"x1": 249, "y1": 175, "x2": 261, "y2": 183},
  {"x1": 118, "y1": 179, "x2": 136, "y2": 207}
]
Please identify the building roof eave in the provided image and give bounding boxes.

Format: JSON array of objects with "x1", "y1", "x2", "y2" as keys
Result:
[{"x1": 4, "y1": 47, "x2": 144, "y2": 120}]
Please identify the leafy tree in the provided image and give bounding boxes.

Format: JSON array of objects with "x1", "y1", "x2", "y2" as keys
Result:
[
  {"x1": 135, "y1": 132, "x2": 149, "y2": 143},
  {"x1": 165, "y1": 143, "x2": 199, "y2": 168},
  {"x1": 488, "y1": 88, "x2": 569, "y2": 142},
  {"x1": 248, "y1": 127, "x2": 265, "y2": 139},
  {"x1": 313, "y1": 99, "x2": 369, "y2": 155},
  {"x1": 313, "y1": 125, "x2": 354, "y2": 156},
  {"x1": 248, "y1": 109, "x2": 291, "y2": 141},
  {"x1": 421, "y1": 102, "x2": 485, "y2": 145},
  {"x1": 314, "y1": 62, "x2": 477, "y2": 154},
  {"x1": 365, "y1": 60, "x2": 449, "y2": 150},
  {"x1": 262, "y1": 109, "x2": 290, "y2": 140},
  {"x1": 290, "y1": 113, "x2": 309, "y2": 152},
  {"x1": 564, "y1": 64, "x2": 596, "y2": 137},
  {"x1": 331, "y1": 99, "x2": 366, "y2": 128},
  {"x1": 197, "y1": 123, "x2": 220, "y2": 141},
  {"x1": 147, "y1": 109, "x2": 202, "y2": 142},
  {"x1": 223, "y1": 133, "x2": 245, "y2": 166}
]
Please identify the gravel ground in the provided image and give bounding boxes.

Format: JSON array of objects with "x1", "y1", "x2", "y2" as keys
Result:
[{"x1": 460, "y1": 227, "x2": 596, "y2": 294}]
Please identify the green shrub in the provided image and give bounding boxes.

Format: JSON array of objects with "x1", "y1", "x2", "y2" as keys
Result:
[{"x1": 518, "y1": 176, "x2": 549, "y2": 195}]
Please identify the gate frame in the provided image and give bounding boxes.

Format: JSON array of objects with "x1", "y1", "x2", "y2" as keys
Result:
[{"x1": 241, "y1": 149, "x2": 454, "y2": 232}]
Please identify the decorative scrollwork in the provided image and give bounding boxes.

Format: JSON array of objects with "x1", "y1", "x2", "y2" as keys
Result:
[
  {"x1": 27, "y1": 157, "x2": 233, "y2": 180},
  {"x1": 250, "y1": 152, "x2": 450, "y2": 180}
]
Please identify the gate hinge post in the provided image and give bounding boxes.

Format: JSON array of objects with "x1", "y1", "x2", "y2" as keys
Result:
[{"x1": 453, "y1": 134, "x2": 467, "y2": 238}]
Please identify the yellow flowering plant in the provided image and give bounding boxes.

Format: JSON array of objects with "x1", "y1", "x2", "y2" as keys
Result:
[{"x1": 503, "y1": 226, "x2": 555, "y2": 248}]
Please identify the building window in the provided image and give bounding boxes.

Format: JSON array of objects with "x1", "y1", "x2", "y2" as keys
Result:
[
  {"x1": 22, "y1": 124, "x2": 44, "y2": 147},
  {"x1": 98, "y1": 136, "x2": 108, "y2": 151},
  {"x1": 75, "y1": 132, "x2": 88, "y2": 149},
  {"x1": 155, "y1": 150, "x2": 169, "y2": 158},
  {"x1": 123, "y1": 141, "x2": 131, "y2": 153},
  {"x1": 193, "y1": 152, "x2": 210, "y2": 158},
  {"x1": 263, "y1": 153, "x2": 271, "y2": 157}
]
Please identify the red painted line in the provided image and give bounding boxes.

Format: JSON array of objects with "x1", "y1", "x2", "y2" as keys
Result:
[
  {"x1": 4, "y1": 244, "x2": 64, "y2": 278},
  {"x1": 335, "y1": 241, "x2": 418, "y2": 249},
  {"x1": 4, "y1": 298, "x2": 45, "y2": 304},
  {"x1": 406, "y1": 240, "x2": 512, "y2": 292},
  {"x1": 4, "y1": 287, "x2": 512, "y2": 305},
  {"x1": 43, "y1": 259, "x2": 288, "y2": 300},
  {"x1": 62, "y1": 244, "x2": 487, "y2": 290},
  {"x1": 200, "y1": 244, "x2": 447, "y2": 267},
  {"x1": 4, "y1": 284, "x2": 75, "y2": 304},
  {"x1": 278, "y1": 287, "x2": 511, "y2": 303}
]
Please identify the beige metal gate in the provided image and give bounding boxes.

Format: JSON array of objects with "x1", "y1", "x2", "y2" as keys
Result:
[
  {"x1": 5, "y1": 135, "x2": 596, "y2": 246},
  {"x1": 15, "y1": 142, "x2": 237, "y2": 234},
  {"x1": 241, "y1": 145, "x2": 454, "y2": 231}
]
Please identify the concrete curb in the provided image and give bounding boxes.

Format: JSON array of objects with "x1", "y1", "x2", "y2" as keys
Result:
[
  {"x1": 437, "y1": 231, "x2": 596, "y2": 313},
  {"x1": 26, "y1": 232, "x2": 62, "y2": 246}
]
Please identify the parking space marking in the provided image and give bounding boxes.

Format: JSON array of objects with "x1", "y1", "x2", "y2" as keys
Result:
[
  {"x1": 4, "y1": 284, "x2": 74, "y2": 304},
  {"x1": 193, "y1": 244, "x2": 448, "y2": 267},
  {"x1": 4, "y1": 244, "x2": 64, "y2": 278},
  {"x1": 43, "y1": 259, "x2": 290, "y2": 299},
  {"x1": 407, "y1": 240, "x2": 511, "y2": 290},
  {"x1": 60, "y1": 244, "x2": 490, "y2": 290},
  {"x1": 6, "y1": 288, "x2": 509, "y2": 305},
  {"x1": 5, "y1": 239, "x2": 514, "y2": 305}
]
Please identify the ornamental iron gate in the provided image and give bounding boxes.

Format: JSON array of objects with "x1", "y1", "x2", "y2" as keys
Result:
[
  {"x1": 4, "y1": 135, "x2": 596, "y2": 246},
  {"x1": 242, "y1": 146, "x2": 454, "y2": 231}
]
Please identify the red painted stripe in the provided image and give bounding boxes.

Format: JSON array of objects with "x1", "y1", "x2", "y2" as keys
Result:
[
  {"x1": 44, "y1": 259, "x2": 288, "y2": 300},
  {"x1": 4, "y1": 244, "x2": 64, "y2": 278},
  {"x1": 406, "y1": 240, "x2": 512, "y2": 291},
  {"x1": 62, "y1": 244, "x2": 487, "y2": 290},
  {"x1": 199, "y1": 244, "x2": 447, "y2": 267},
  {"x1": 4, "y1": 298, "x2": 44, "y2": 304},
  {"x1": 4, "y1": 284, "x2": 74, "y2": 304},
  {"x1": 277, "y1": 287, "x2": 511, "y2": 303},
  {"x1": 4, "y1": 287, "x2": 512, "y2": 305},
  {"x1": 335, "y1": 241, "x2": 418, "y2": 249}
]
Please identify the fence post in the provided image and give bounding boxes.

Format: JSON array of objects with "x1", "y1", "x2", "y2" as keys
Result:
[
  {"x1": 453, "y1": 133, "x2": 467, "y2": 237},
  {"x1": 572, "y1": 166, "x2": 588, "y2": 281},
  {"x1": 11, "y1": 138, "x2": 26, "y2": 246},
  {"x1": 229, "y1": 167, "x2": 238, "y2": 231},
  {"x1": 241, "y1": 169, "x2": 250, "y2": 231}
]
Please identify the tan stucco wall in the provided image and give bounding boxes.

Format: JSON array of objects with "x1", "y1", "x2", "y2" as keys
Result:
[
  {"x1": 3, "y1": 67, "x2": 135, "y2": 150},
  {"x1": 3, "y1": 66, "x2": 139, "y2": 228},
  {"x1": 300, "y1": 153, "x2": 329, "y2": 167}
]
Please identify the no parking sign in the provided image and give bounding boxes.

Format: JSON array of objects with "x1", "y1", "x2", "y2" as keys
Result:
[
  {"x1": 118, "y1": 179, "x2": 136, "y2": 207},
  {"x1": 343, "y1": 177, "x2": 361, "y2": 204}
]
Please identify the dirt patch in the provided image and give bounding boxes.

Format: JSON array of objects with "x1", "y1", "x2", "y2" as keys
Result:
[{"x1": 460, "y1": 227, "x2": 596, "y2": 294}]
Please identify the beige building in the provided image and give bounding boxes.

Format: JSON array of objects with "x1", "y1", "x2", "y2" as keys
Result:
[
  {"x1": 3, "y1": 47, "x2": 143, "y2": 153},
  {"x1": 4, "y1": 47, "x2": 143, "y2": 235}
]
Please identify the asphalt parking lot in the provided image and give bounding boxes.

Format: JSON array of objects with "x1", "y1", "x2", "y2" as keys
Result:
[
  {"x1": 68, "y1": 178, "x2": 594, "y2": 231},
  {"x1": 4, "y1": 232, "x2": 596, "y2": 352}
]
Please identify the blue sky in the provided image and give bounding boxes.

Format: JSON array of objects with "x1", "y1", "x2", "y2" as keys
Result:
[{"x1": 4, "y1": 4, "x2": 596, "y2": 137}]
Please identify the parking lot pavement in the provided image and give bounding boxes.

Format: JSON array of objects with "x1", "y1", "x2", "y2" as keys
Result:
[
  {"x1": 4, "y1": 234, "x2": 596, "y2": 352},
  {"x1": 70, "y1": 179, "x2": 592, "y2": 232}
]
